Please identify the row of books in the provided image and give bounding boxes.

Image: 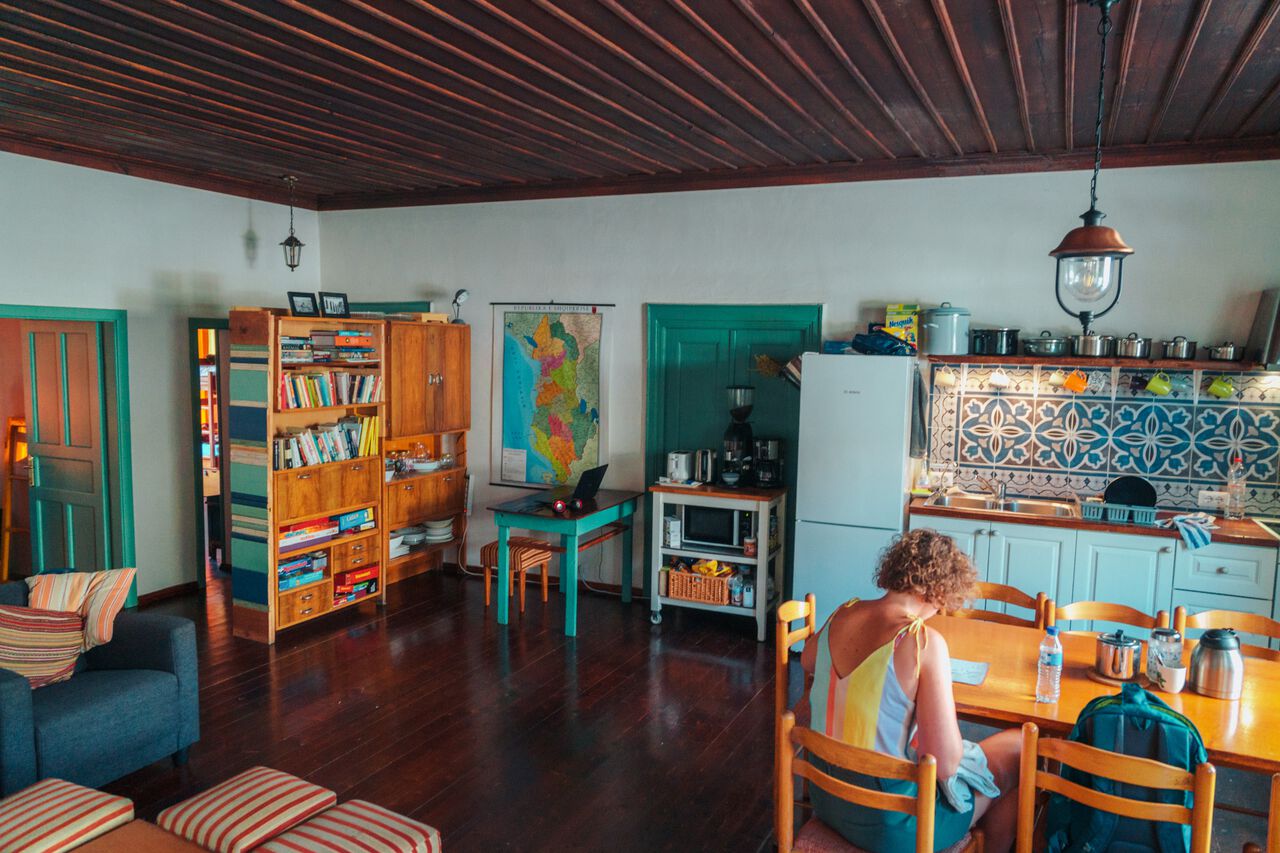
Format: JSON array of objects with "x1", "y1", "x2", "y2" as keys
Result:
[
  {"x1": 279, "y1": 371, "x2": 383, "y2": 409},
  {"x1": 279, "y1": 550, "x2": 328, "y2": 591},
  {"x1": 335, "y1": 565, "x2": 380, "y2": 605},
  {"x1": 280, "y1": 331, "x2": 377, "y2": 365},
  {"x1": 278, "y1": 508, "x2": 375, "y2": 553},
  {"x1": 273, "y1": 416, "x2": 379, "y2": 469}
]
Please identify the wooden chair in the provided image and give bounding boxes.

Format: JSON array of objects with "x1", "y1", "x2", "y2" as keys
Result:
[
  {"x1": 1016, "y1": 722, "x2": 1215, "y2": 853},
  {"x1": 777, "y1": 711, "x2": 982, "y2": 853},
  {"x1": 776, "y1": 595, "x2": 817, "y2": 722},
  {"x1": 1046, "y1": 599, "x2": 1170, "y2": 634},
  {"x1": 949, "y1": 582, "x2": 1047, "y2": 629},
  {"x1": 1174, "y1": 606, "x2": 1280, "y2": 662},
  {"x1": 1242, "y1": 773, "x2": 1280, "y2": 853},
  {"x1": 480, "y1": 537, "x2": 553, "y2": 613}
]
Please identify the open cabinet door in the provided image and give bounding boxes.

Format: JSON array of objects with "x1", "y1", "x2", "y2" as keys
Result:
[{"x1": 20, "y1": 320, "x2": 109, "y2": 571}]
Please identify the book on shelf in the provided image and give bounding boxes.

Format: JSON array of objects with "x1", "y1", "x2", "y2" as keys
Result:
[
  {"x1": 334, "y1": 565, "x2": 379, "y2": 587},
  {"x1": 280, "y1": 518, "x2": 340, "y2": 550},
  {"x1": 280, "y1": 330, "x2": 378, "y2": 366},
  {"x1": 272, "y1": 415, "x2": 379, "y2": 470},
  {"x1": 334, "y1": 578, "x2": 379, "y2": 604},
  {"x1": 279, "y1": 570, "x2": 326, "y2": 591},
  {"x1": 279, "y1": 371, "x2": 382, "y2": 409},
  {"x1": 337, "y1": 507, "x2": 374, "y2": 532}
]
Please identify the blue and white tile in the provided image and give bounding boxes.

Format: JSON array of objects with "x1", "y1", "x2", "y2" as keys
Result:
[
  {"x1": 957, "y1": 395, "x2": 1034, "y2": 466},
  {"x1": 927, "y1": 386, "x2": 959, "y2": 468},
  {"x1": 1145, "y1": 478, "x2": 1199, "y2": 511},
  {"x1": 1109, "y1": 401, "x2": 1193, "y2": 477},
  {"x1": 1190, "y1": 406, "x2": 1280, "y2": 482},
  {"x1": 962, "y1": 364, "x2": 1036, "y2": 395},
  {"x1": 1031, "y1": 398, "x2": 1110, "y2": 471},
  {"x1": 1114, "y1": 368, "x2": 1196, "y2": 402}
]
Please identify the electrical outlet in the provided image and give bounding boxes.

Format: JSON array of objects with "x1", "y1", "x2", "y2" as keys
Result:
[{"x1": 1198, "y1": 490, "x2": 1229, "y2": 510}]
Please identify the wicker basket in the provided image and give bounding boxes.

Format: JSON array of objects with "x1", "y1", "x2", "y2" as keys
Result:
[{"x1": 667, "y1": 570, "x2": 730, "y2": 605}]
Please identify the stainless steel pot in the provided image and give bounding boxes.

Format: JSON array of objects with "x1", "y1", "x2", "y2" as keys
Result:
[
  {"x1": 920, "y1": 302, "x2": 971, "y2": 356},
  {"x1": 1159, "y1": 336, "x2": 1197, "y2": 360},
  {"x1": 1204, "y1": 341, "x2": 1245, "y2": 361},
  {"x1": 1070, "y1": 333, "x2": 1116, "y2": 357},
  {"x1": 1095, "y1": 629, "x2": 1141, "y2": 681},
  {"x1": 1115, "y1": 332, "x2": 1152, "y2": 359},
  {"x1": 1190, "y1": 628, "x2": 1244, "y2": 700},
  {"x1": 970, "y1": 328, "x2": 1019, "y2": 356},
  {"x1": 1022, "y1": 330, "x2": 1070, "y2": 357}
]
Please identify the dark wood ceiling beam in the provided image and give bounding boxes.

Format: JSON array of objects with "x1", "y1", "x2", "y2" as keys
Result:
[
  {"x1": 1106, "y1": 0, "x2": 1144, "y2": 145},
  {"x1": 596, "y1": 0, "x2": 824, "y2": 164},
  {"x1": 1235, "y1": 75, "x2": 1280, "y2": 136},
  {"x1": 338, "y1": 0, "x2": 704, "y2": 174},
  {"x1": 526, "y1": 0, "x2": 782, "y2": 166},
  {"x1": 790, "y1": 0, "x2": 927, "y2": 158},
  {"x1": 1148, "y1": 0, "x2": 1214, "y2": 142},
  {"x1": 402, "y1": 0, "x2": 731, "y2": 171},
  {"x1": 317, "y1": 137, "x2": 1280, "y2": 210},
  {"x1": 1192, "y1": 0, "x2": 1280, "y2": 140},
  {"x1": 858, "y1": 0, "x2": 964, "y2": 155},
  {"x1": 727, "y1": 0, "x2": 894, "y2": 158},
  {"x1": 996, "y1": 0, "x2": 1035, "y2": 151},
  {"x1": 1064, "y1": 0, "x2": 1077, "y2": 148},
  {"x1": 928, "y1": 0, "x2": 997, "y2": 153}
]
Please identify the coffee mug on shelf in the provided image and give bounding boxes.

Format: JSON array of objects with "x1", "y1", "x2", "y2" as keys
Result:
[
  {"x1": 989, "y1": 368, "x2": 1010, "y2": 389},
  {"x1": 1047, "y1": 369, "x2": 1067, "y2": 387},
  {"x1": 1146, "y1": 371, "x2": 1172, "y2": 396},
  {"x1": 1207, "y1": 375, "x2": 1236, "y2": 399},
  {"x1": 1063, "y1": 369, "x2": 1089, "y2": 393},
  {"x1": 934, "y1": 366, "x2": 958, "y2": 388}
]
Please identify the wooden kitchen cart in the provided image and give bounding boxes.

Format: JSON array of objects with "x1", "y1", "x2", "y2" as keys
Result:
[{"x1": 649, "y1": 483, "x2": 787, "y2": 642}]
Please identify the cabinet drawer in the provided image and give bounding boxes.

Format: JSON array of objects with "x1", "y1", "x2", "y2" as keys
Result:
[
  {"x1": 333, "y1": 539, "x2": 377, "y2": 573},
  {"x1": 278, "y1": 582, "x2": 332, "y2": 628},
  {"x1": 1171, "y1": 589, "x2": 1276, "y2": 650},
  {"x1": 1174, "y1": 542, "x2": 1277, "y2": 601},
  {"x1": 275, "y1": 468, "x2": 327, "y2": 522},
  {"x1": 330, "y1": 459, "x2": 380, "y2": 508}
]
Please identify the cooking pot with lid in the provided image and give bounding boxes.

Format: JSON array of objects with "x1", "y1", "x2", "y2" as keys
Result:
[
  {"x1": 1022, "y1": 330, "x2": 1070, "y2": 357},
  {"x1": 1159, "y1": 336, "x2": 1197, "y2": 360},
  {"x1": 1070, "y1": 333, "x2": 1116, "y2": 358},
  {"x1": 1115, "y1": 333, "x2": 1152, "y2": 359},
  {"x1": 920, "y1": 302, "x2": 971, "y2": 355},
  {"x1": 970, "y1": 328, "x2": 1019, "y2": 356}
]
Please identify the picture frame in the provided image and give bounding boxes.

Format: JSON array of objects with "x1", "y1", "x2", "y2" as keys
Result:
[
  {"x1": 287, "y1": 291, "x2": 319, "y2": 317},
  {"x1": 319, "y1": 291, "x2": 351, "y2": 318}
]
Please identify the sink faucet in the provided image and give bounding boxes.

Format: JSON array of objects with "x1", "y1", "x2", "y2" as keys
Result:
[{"x1": 976, "y1": 475, "x2": 1006, "y2": 502}]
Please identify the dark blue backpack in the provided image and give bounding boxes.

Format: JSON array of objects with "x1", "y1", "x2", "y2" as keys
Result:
[{"x1": 1045, "y1": 682, "x2": 1208, "y2": 853}]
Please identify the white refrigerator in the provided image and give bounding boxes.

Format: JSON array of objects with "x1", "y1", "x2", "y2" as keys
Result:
[{"x1": 793, "y1": 353, "x2": 915, "y2": 626}]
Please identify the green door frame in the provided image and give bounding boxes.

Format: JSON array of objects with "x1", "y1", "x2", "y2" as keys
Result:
[
  {"x1": 189, "y1": 317, "x2": 230, "y2": 587},
  {"x1": 0, "y1": 304, "x2": 136, "y2": 604},
  {"x1": 644, "y1": 303, "x2": 823, "y2": 595}
]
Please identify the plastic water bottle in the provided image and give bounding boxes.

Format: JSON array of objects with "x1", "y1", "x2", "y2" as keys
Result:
[
  {"x1": 1226, "y1": 455, "x2": 1247, "y2": 520},
  {"x1": 1036, "y1": 626, "x2": 1063, "y2": 704}
]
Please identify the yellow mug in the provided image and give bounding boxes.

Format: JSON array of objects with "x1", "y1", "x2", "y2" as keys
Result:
[
  {"x1": 1063, "y1": 369, "x2": 1089, "y2": 393},
  {"x1": 1207, "y1": 375, "x2": 1235, "y2": 399},
  {"x1": 1146, "y1": 371, "x2": 1172, "y2": 396}
]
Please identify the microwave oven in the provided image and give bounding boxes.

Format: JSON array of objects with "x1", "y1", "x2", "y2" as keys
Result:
[{"x1": 680, "y1": 505, "x2": 753, "y2": 550}]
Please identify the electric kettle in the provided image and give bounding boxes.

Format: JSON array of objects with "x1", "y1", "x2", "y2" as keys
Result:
[{"x1": 1189, "y1": 628, "x2": 1244, "y2": 700}]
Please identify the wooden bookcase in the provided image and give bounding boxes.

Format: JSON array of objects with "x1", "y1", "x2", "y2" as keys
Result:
[{"x1": 229, "y1": 309, "x2": 471, "y2": 643}]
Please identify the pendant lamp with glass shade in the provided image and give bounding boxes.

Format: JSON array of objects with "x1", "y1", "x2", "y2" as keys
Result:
[
  {"x1": 1051, "y1": 0, "x2": 1133, "y2": 334},
  {"x1": 279, "y1": 175, "x2": 304, "y2": 272}
]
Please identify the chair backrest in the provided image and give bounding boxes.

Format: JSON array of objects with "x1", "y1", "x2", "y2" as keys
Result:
[
  {"x1": 775, "y1": 594, "x2": 817, "y2": 721},
  {"x1": 949, "y1": 581, "x2": 1047, "y2": 629},
  {"x1": 1173, "y1": 607, "x2": 1280, "y2": 662},
  {"x1": 1047, "y1": 599, "x2": 1170, "y2": 633},
  {"x1": 1016, "y1": 722, "x2": 1215, "y2": 853},
  {"x1": 777, "y1": 711, "x2": 939, "y2": 853},
  {"x1": 1242, "y1": 773, "x2": 1280, "y2": 853}
]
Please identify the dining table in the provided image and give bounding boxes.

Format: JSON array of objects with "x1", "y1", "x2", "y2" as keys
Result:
[{"x1": 933, "y1": 614, "x2": 1280, "y2": 774}]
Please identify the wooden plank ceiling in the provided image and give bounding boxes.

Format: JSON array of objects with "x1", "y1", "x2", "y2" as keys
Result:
[{"x1": 2, "y1": 0, "x2": 1279, "y2": 210}]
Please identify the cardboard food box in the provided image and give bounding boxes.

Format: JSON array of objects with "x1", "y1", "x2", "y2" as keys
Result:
[{"x1": 885, "y1": 303, "x2": 919, "y2": 347}]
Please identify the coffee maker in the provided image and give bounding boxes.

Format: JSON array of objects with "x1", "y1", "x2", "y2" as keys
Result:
[
  {"x1": 721, "y1": 385, "x2": 754, "y2": 487},
  {"x1": 754, "y1": 438, "x2": 782, "y2": 487}
]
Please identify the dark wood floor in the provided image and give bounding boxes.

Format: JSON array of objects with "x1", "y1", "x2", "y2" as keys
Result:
[{"x1": 109, "y1": 569, "x2": 778, "y2": 852}]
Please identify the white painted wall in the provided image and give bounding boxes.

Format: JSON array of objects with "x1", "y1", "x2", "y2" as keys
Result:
[
  {"x1": 320, "y1": 161, "x2": 1280, "y2": 587},
  {"x1": 0, "y1": 152, "x2": 321, "y2": 595}
]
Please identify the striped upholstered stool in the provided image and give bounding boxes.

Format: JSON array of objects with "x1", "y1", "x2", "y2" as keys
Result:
[
  {"x1": 257, "y1": 799, "x2": 441, "y2": 852},
  {"x1": 480, "y1": 537, "x2": 553, "y2": 613},
  {"x1": 0, "y1": 778, "x2": 133, "y2": 852}
]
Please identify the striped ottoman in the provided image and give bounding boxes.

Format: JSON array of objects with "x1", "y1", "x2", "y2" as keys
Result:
[
  {"x1": 255, "y1": 800, "x2": 441, "y2": 852},
  {"x1": 157, "y1": 766, "x2": 336, "y2": 853},
  {"x1": 0, "y1": 778, "x2": 133, "y2": 853},
  {"x1": 480, "y1": 537, "x2": 552, "y2": 613}
]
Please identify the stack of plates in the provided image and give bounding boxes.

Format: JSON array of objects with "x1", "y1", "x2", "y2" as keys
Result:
[
  {"x1": 424, "y1": 518, "x2": 453, "y2": 543},
  {"x1": 395, "y1": 525, "x2": 427, "y2": 546}
]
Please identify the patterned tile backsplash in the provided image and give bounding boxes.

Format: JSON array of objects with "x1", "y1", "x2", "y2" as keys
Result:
[{"x1": 928, "y1": 363, "x2": 1280, "y2": 514}]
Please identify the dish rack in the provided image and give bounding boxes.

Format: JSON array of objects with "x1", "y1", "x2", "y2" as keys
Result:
[{"x1": 1080, "y1": 499, "x2": 1158, "y2": 526}]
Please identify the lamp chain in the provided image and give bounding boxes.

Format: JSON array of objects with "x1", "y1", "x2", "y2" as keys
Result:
[
  {"x1": 286, "y1": 175, "x2": 297, "y2": 236},
  {"x1": 1089, "y1": 2, "x2": 1115, "y2": 214}
]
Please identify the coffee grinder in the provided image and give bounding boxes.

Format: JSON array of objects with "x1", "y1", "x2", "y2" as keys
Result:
[
  {"x1": 721, "y1": 385, "x2": 755, "y2": 487},
  {"x1": 754, "y1": 438, "x2": 782, "y2": 487}
]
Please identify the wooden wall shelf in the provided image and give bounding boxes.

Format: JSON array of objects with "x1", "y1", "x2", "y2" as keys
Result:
[{"x1": 926, "y1": 354, "x2": 1260, "y2": 371}]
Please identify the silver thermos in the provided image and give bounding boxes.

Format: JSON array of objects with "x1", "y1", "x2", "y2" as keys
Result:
[
  {"x1": 693, "y1": 448, "x2": 717, "y2": 484},
  {"x1": 1189, "y1": 628, "x2": 1244, "y2": 700}
]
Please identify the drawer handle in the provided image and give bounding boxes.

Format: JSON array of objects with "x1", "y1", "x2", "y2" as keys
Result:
[
  {"x1": 297, "y1": 473, "x2": 312, "y2": 480},
  {"x1": 1216, "y1": 566, "x2": 1227, "y2": 574},
  {"x1": 444, "y1": 476, "x2": 453, "y2": 482},
  {"x1": 1159, "y1": 546, "x2": 1173, "y2": 554},
  {"x1": 403, "y1": 484, "x2": 414, "y2": 491},
  {"x1": 301, "y1": 593, "x2": 314, "y2": 601},
  {"x1": 351, "y1": 557, "x2": 365, "y2": 566},
  {"x1": 351, "y1": 464, "x2": 364, "y2": 471},
  {"x1": 352, "y1": 544, "x2": 365, "y2": 553},
  {"x1": 301, "y1": 607, "x2": 313, "y2": 616}
]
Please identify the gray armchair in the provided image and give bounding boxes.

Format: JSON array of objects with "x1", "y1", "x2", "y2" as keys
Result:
[{"x1": 0, "y1": 581, "x2": 199, "y2": 795}]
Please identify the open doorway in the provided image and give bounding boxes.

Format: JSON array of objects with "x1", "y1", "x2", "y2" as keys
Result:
[
  {"x1": 189, "y1": 318, "x2": 230, "y2": 586},
  {"x1": 0, "y1": 320, "x2": 30, "y2": 581}
]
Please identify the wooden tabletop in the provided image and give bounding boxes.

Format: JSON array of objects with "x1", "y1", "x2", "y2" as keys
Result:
[
  {"x1": 909, "y1": 498, "x2": 1280, "y2": 548},
  {"x1": 648, "y1": 482, "x2": 788, "y2": 501},
  {"x1": 488, "y1": 488, "x2": 642, "y2": 520},
  {"x1": 934, "y1": 614, "x2": 1280, "y2": 774}
]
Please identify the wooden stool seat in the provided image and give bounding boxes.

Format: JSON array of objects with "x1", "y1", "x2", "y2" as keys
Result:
[{"x1": 481, "y1": 537, "x2": 553, "y2": 613}]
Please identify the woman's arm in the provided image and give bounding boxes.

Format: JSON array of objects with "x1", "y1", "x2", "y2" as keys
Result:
[{"x1": 912, "y1": 627, "x2": 964, "y2": 779}]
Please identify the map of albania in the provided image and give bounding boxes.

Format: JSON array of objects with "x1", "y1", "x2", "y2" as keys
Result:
[{"x1": 502, "y1": 311, "x2": 602, "y2": 485}]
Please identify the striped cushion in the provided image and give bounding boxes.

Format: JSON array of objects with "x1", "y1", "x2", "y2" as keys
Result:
[
  {"x1": 255, "y1": 800, "x2": 441, "y2": 853},
  {"x1": 26, "y1": 568, "x2": 136, "y2": 650},
  {"x1": 156, "y1": 767, "x2": 336, "y2": 853},
  {"x1": 0, "y1": 778, "x2": 133, "y2": 852},
  {"x1": 0, "y1": 605, "x2": 85, "y2": 688}
]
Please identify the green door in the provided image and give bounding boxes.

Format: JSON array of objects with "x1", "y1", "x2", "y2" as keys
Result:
[
  {"x1": 20, "y1": 320, "x2": 111, "y2": 571},
  {"x1": 645, "y1": 305, "x2": 823, "y2": 596}
]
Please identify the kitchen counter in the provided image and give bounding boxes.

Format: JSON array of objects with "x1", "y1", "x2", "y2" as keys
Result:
[{"x1": 908, "y1": 497, "x2": 1280, "y2": 548}]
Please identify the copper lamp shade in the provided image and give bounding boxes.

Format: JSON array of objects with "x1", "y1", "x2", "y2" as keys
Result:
[{"x1": 1050, "y1": 219, "x2": 1134, "y2": 259}]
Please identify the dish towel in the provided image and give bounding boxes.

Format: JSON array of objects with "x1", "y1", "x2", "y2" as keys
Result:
[
  {"x1": 938, "y1": 740, "x2": 1001, "y2": 812},
  {"x1": 909, "y1": 364, "x2": 927, "y2": 459},
  {"x1": 1159, "y1": 512, "x2": 1217, "y2": 550}
]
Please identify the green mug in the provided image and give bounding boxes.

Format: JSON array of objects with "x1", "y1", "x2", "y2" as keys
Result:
[
  {"x1": 1207, "y1": 375, "x2": 1236, "y2": 399},
  {"x1": 1145, "y1": 372, "x2": 1172, "y2": 396}
]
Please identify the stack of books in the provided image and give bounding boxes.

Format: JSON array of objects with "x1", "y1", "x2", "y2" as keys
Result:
[
  {"x1": 279, "y1": 518, "x2": 340, "y2": 553},
  {"x1": 279, "y1": 371, "x2": 382, "y2": 409},
  {"x1": 272, "y1": 415, "x2": 380, "y2": 469},
  {"x1": 311, "y1": 330, "x2": 376, "y2": 363},
  {"x1": 334, "y1": 565, "x2": 379, "y2": 605},
  {"x1": 280, "y1": 335, "x2": 314, "y2": 364},
  {"x1": 278, "y1": 551, "x2": 328, "y2": 590}
]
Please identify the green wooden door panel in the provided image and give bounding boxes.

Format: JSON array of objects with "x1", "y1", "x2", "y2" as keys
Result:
[{"x1": 660, "y1": 328, "x2": 731, "y2": 456}]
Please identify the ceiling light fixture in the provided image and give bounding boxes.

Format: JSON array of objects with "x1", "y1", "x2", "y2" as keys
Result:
[
  {"x1": 1050, "y1": 0, "x2": 1133, "y2": 335},
  {"x1": 280, "y1": 175, "x2": 304, "y2": 272}
]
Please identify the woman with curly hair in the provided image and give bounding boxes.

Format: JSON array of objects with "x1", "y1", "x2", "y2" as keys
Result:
[{"x1": 799, "y1": 527, "x2": 1022, "y2": 853}]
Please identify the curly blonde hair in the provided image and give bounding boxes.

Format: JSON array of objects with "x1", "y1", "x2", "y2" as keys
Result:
[{"x1": 873, "y1": 528, "x2": 976, "y2": 611}]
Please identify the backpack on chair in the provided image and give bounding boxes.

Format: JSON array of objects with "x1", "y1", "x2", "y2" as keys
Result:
[{"x1": 1045, "y1": 681, "x2": 1208, "y2": 853}]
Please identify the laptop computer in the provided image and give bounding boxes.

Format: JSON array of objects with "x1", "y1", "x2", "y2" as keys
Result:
[{"x1": 546, "y1": 464, "x2": 608, "y2": 504}]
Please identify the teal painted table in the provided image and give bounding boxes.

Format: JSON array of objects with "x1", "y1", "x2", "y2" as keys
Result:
[{"x1": 488, "y1": 489, "x2": 641, "y2": 636}]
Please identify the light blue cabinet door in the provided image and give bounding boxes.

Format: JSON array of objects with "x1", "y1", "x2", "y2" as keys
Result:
[
  {"x1": 986, "y1": 522, "x2": 1076, "y2": 623},
  {"x1": 1071, "y1": 531, "x2": 1175, "y2": 638},
  {"x1": 908, "y1": 514, "x2": 990, "y2": 578},
  {"x1": 1173, "y1": 589, "x2": 1275, "y2": 650}
]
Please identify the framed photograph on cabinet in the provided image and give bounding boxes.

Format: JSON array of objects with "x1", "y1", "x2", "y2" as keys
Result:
[
  {"x1": 319, "y1": 292, "x2": 351, "y2": 318},
  {"x1": 287, "y1": 291, "x2": 319, "y2": 317}
]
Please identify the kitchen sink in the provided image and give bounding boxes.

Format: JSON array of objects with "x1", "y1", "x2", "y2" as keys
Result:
[
  {"x1": 925, "y1": 492, "x2": 1080, "y2": 518},
  {"x1": 1001, "y1": 499, "x2": 1078, "y2": 518},
  {"x1": 926, "y1": 494, "x2": 998, "y2": 511}
]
